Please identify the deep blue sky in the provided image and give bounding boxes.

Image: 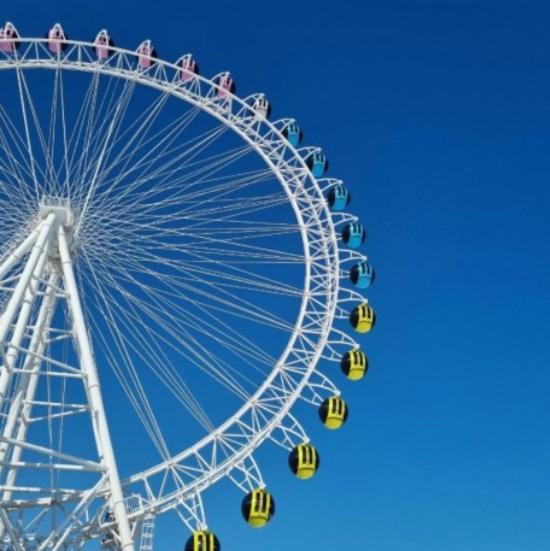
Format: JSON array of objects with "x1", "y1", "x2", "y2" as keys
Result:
[{"x1": 5, "y1": 1, "x2": 550, "y2": 549}]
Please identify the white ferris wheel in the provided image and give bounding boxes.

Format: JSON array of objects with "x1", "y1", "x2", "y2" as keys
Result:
[{"x1": 0, "y1": 22, "x2": 376, "y2": 551}]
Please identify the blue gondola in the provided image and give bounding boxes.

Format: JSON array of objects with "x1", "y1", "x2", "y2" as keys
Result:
[
  {"x1": 349, "y1": 261, "x2": 375, "y2": 288},
  {"x1": 342, "y1": 222, "x2": 366, "y2": 248},
  {"x1": 326, "y1": 185, "x2": 351, "y2": 211},
  {"x1": 282, "y1": 122, "x2": 303, "y2": 146},
  {"x1": 306, "y1": 151, "x2": 329, "y2": 177}
]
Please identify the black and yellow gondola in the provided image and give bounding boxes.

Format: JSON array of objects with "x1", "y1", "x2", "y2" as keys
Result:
[
  {"x1": 184, "y1": 530, "x2": 220, "y2": 551},
  {"x1": 319, "y1": 396, "x2": 349, "y2": 430},
  {"x1": 340, "y1": 349, "x2": 369, "y2": 381},
  {"x1": 241, "y1": 488, "x2": 275, "y2": 528},
  {"x1": 288, "y1": 443, "x2": 320, "y2": 480},
  {"x1": 349, "y1": 303, "x2": 376, "y2": 334}
]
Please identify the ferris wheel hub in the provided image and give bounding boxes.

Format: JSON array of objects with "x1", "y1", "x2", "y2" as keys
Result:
[{"x1": 38, "y1": 199, "x2": 72, "y2": 226}]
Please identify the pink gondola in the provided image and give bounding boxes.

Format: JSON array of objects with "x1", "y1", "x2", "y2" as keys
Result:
[
  {"x1": 216, "y1": 73, "x2": 236, "y2": 99},
  {"x1": 177, "y1": 55, "x2": 199, "y2": 83},
  {"x1": 94, "y1": 29, "x2": 114, "y2": 60},
  {"x1": 136, "y1": 40, "x2": 157, "y2": 70},
  {"x1": 0, "y1": 22, "x2": 19, "y2": 54},
  {"x1": 46, "y1": 23, "x2": 68, "y2": 54}
]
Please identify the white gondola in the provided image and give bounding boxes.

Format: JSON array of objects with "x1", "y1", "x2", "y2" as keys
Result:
[{"x1": 252, "y1": 95, "x2": 272, "y2": 119}]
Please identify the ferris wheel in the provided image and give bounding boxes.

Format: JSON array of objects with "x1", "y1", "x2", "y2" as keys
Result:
[{"x1": 0, "y1": 22, "x2": 376, "y2": 550}]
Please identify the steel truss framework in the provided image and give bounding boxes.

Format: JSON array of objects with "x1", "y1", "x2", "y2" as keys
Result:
[{"x1": 0, "y1": 35, "x2": 371, "y2": 549}]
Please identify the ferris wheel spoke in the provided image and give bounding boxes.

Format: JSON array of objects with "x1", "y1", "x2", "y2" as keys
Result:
[
  {"x1": 107, "y1": 240, "x2": 304, "y2": 299},
  {"x1": 92, "y1": 250, "x2": 297, "y2": 337},
  {"x1": 86, "y1": 222, "x2": 304, "y2": 304},
  {"x1": 83, "y1": 252, "x2": 279, "y2": 384},
  {"x1": 14, "y1": 64, "x2": 40, "y2": 199},
  {"x1": 89, "y1": 187, "x2": 286, "y2": 232},
  {"x1": 106, "y1": 121, "x2": 247, "y2": 196},
  {"x1": 0, "y1": 105, "x2": 43, "y2": 208},
  {"x1": 64, "y1": 71, "x2": 101, "y2": 198},
  {"x1": 90, "y1": 95, "x2": 200, "y2": 196},
  {"x1": 74, "y1": 79, "x2": 138, "y2": 237},
  {"x1": 90, "y1": 256, "x2": 277, "y2": 372},
  {"x1": 15, "y1": 66, "x2": 62, "y2": 197},
  {"x1": 83, "y1": 92, "x2": 174, "y2": 200},
  {"x1": 70, "y1": 76, "x2": 136, "y2": 208},
  {"x1": 100, "y1": 167, "x2": 276, "y2": 224},
  {"x1": 96, "y1": 125, "x2": 243, "y2": 214},
  {"x1": 78, "y1": 77, "x2": 137, "y2": 179},
  {"x1": 89, "y1": 122, "x2": 230, "y2": 218},
  {"x1": 141, "y1": 142, "x2": 255, "y2": 195},
  {"x1": 67, "y1": 71, "x2": 121, "y2": 204},
  {"x1": 82, "y1": 253, "x2": 218, "y2": 430},
  {"x1": 0, "y1": 127, "x2": 32, "y2": 190},
  {"x1": 83, "y1": 284, "x2": 174, "y2": 459},
  {"x1": 46, "y1": 67, "x2": 60, "y2": 196},
  {"x1": 82, "y1": 258, "x2": 254, "y2": 426},
  {"x1": 84, "y1": 233, "x2": 294, "y2": 300},
  {"x1": 54, "y1": 68, "x2": 71, "y2": 200}
]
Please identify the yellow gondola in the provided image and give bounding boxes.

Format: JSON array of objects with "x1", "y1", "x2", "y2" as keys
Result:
[
  {"x1": 350, "y1": 303, "x2": 376, "y2": 333},
  {"x1": 241, "y1": 489, "x2": 275, "y2": 528},
  {"x1": 184, "y1": 530, "x2": 220, "y2": 551},
  {"x1": 319, "y1": 396, "x2": 348, "y2": 430},
  {"x1": 340, "y1": 349, "x2": 369, "y2": 381},
  {"x1": 288, "y1": 443, "x2": 320, "y2": 479}
]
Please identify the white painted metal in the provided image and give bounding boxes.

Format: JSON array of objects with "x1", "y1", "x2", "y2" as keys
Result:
[
  {"x1": 139, "y1": 515, "x2": 154, "y2": 551},
  {"x1": 58, "y1": 225, "x2": 135, "y2": 550},
  {"x1": 0, "y1": 271, "x2": 58, "y2": 542},
  {"x1": 0, "y1": 224, "x2": 51, "y2": 413},
  {"x1": 0, "y1": 32, "x2": 371, "y2": 549},
  {"x1": 0, "y1": 214, "x2": 55, "y2": 348},
  {"x1": 0, "y1": 227, "x2": 44, "y2": 282}
]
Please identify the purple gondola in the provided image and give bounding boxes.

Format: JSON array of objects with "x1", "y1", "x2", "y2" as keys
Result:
[
  {"x1": 0, "y1": 23, "x2": 19, "y2": 54},
  {"x1": 136, "y1": 40, "x2": 157, "y2": 70},
  {"x1": 177, "y1": 55, "x2": 199, "y2": 82},
  {"x1": 215, "y1": 73, "x2": 235, "y2": 99},
  {"x1": 94, "y1": 30, "x2": 114, "y2": 60},
  {"x1": 46, "y1": 23, "x2": 68, "y2": 54}
]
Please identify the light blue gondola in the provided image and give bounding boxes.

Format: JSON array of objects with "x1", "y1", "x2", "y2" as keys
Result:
[
  {"x1": 306, "y1": 151, "x2": 328, "y2": 177},
  {"x1": 282, "y1": 122, "x2": 303, "y2": 146},
  {"x1": 342, "y1": 222, "x2": 366, "y2": 248},
  {"x1": 327, "y1": 185, "x2": 351, "y2": 211},
  {"x1": 350, "y1": 261, "x2": 375, "y2": 288}
]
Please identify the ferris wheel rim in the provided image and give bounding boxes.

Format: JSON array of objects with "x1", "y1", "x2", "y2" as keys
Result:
[{"x1": 0, "y1": 34, "x2": 343, "y2": 511}]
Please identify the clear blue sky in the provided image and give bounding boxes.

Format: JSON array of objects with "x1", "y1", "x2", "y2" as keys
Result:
[{"x1": 5, "y1": 1, "x2": 550, "y2": 549}]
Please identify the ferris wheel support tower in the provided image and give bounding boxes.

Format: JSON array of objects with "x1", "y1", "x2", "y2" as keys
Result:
[{"x1": 0, "y1": 205, "x2": 136, "y2": 550}]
